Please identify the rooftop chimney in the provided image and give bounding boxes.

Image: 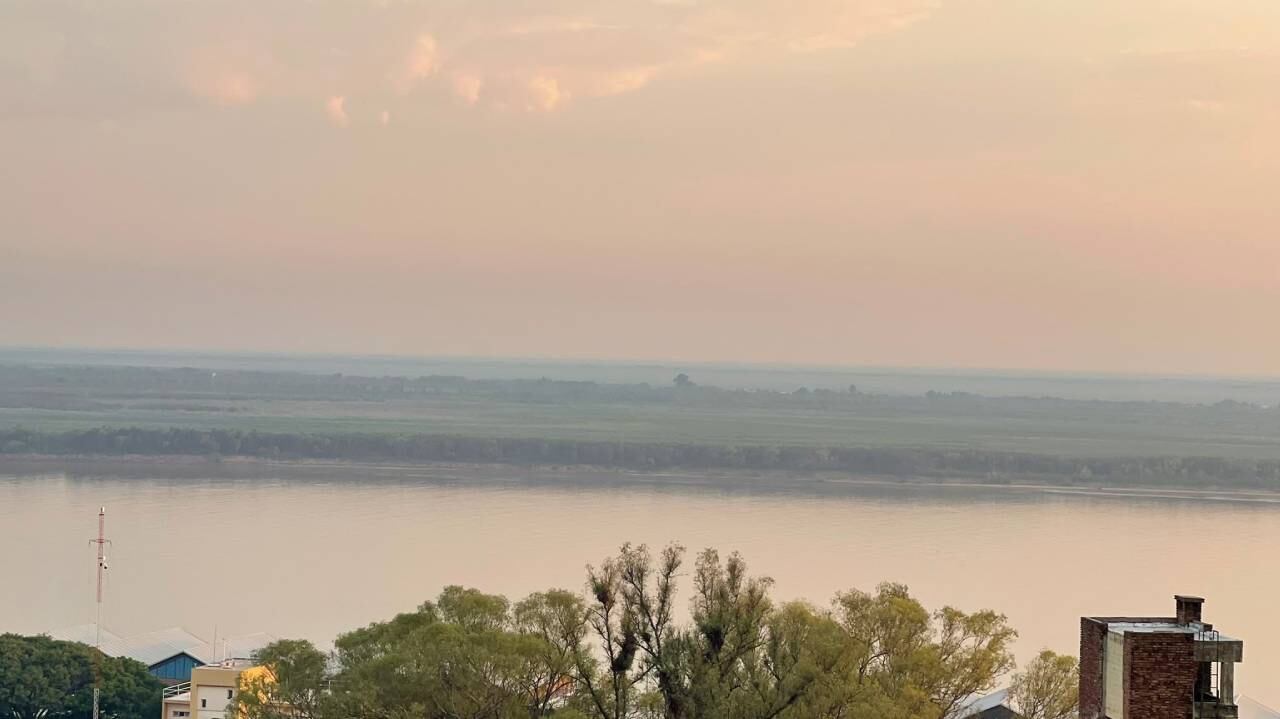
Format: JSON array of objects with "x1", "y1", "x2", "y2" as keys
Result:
[{"x1": 1176, "y1": 595, "x2": 1204, "y2": 625}]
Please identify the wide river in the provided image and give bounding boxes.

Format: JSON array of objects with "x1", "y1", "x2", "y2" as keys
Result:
[{"x1": 2, "y1": 460, "x2": 1278, "y2": 707}]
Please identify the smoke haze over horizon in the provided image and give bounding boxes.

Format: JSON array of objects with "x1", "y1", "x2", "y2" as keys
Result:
[{"x1": 4, "y1": 1, "x2": 1280, "y2": 375}]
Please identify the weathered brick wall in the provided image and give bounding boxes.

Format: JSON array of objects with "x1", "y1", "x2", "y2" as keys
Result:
[
  {"x1": 1080, "y1": 619, "x2": 1109, "y2": 719},
  {"x1": 1125, "y1": 632, "x2": 1197, "y2": 719}
]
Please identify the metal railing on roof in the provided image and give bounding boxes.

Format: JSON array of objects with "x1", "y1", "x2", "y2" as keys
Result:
[
  {"x1": 162, "y1": 682, "x2": 191, "y2": 699},
  {"x1": 1198, "y1": 627, "x2": 1222, "y2": 702}
]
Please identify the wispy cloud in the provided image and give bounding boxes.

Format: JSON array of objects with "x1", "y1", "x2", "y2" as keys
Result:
[
  {"x1": 451, "y1": 73, "x2": 484, "y2": 106},
  {"x1": 0, "y1": 0, "x2": 939, "y2": 120},
  {"x1": 525, "y1": 76, "x2": 564, "y2": 112},
  {"x1": 409, "y1": 0, "x2": 940, "y2": 111},
  {"x1": 186, "y1": 67, "x2": 259, "y2": 106},
  {"x1": 326, "y1": 95, "x2": 349, "y2": 127},
  {"x1": 391, "y1": 33, "x2": 439, "y2": 95}
]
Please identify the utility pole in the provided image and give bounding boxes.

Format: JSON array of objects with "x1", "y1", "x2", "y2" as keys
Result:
[{"x1": 89, "y1": 507, "x2": 110, "y2": 719}]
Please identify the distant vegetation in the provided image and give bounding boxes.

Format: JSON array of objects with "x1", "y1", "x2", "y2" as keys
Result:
[
  {"x1": 4, "y1": 364, "x2": 1279, "y2": 415},
  {"x1": 232, "y1": 543, "x2": 1078, "y2": 719},
  {"x1": 2, "y1": 364, "x2": 1279, "y2": 489},
  {"x1": 4, "y1": 426, "x2": 1279, "y2": 489}
]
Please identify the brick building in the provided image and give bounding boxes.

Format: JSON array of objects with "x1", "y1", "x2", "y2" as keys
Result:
[{"x1": 1080, "y1": 595, "x2": 1243, "y2": 719}]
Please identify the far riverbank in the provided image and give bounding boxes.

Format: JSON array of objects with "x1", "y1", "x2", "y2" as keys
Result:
[{"x1": 5, "y1": 453, "x2": 1280, "y2": 505}]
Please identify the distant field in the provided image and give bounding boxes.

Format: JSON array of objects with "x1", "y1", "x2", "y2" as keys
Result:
[
  {"x1": 1, "y1": 363, "x2": 1278, "y2": 461},
  {"x1": 6, "y1": 347, "x2": 1280, "y2": 403}
]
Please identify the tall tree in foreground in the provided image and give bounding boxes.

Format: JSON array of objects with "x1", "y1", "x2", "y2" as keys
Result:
[
  {"x1": 0, "y1": 634, "x2": 160, "y2": 719},
  {"x1": 830, "y1": 583, "x2": 1017, "y2": 719},
  {"x1": 93, "y1": 653, "x2": 164, "y2": 719},
  {"x1": 227, "y1": 545, "x2": 1018, "y2": 719},
  {"x1": 577, "y1": 543, "x2": 683, "y2": 719},
  {"x1": 316, "y1": 586, "x2": 593, "y2": 719},
  {"x1": 515, "y1": 589, "x2": 592, "y2": 717},
  {"x1": 665, "y1": 549, "x2": 844, "y2": 719},
  {"x1": 0, "y1": 634, "x2": 91, "y2": 719},
  {"x1": 235, "y1": 639, "x2": 329, "y2": 719},
  {"x1": 1008, "y1": 650, "x2": 1079, "y2": 719}
]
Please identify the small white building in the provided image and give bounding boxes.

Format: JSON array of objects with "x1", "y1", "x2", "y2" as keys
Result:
[{"x1": 162, "y1": 660, "x2": 266, "y2": 719}]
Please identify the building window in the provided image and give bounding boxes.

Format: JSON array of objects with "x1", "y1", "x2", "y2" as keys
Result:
[
  {"x1": 227, "y1": 689, "x2": 234, "y2": 699},
  {"x1": 200, "y1": 699, "x2": 206, "y2": 708}
]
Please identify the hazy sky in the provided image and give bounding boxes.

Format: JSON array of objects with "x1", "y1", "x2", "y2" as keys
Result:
[{"x1": 3, "y1": 1, "x2": 1279, "y2": 375}]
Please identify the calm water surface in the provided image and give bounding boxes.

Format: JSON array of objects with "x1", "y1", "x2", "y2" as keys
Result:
[{"x1": 2, "y1": 463, "x2": 1277, "y2": 706}]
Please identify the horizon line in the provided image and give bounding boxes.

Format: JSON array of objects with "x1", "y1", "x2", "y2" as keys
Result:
[{"x1": 3, "y1": 343, "x2": 1279, "y2": 384}]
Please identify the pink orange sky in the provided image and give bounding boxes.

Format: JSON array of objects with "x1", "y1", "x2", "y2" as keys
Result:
[{"x1": 2, "y1": 1, "x2": 1279, "y2": 375}]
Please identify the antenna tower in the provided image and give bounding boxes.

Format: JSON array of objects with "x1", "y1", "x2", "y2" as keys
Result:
[{"x1": 89, "y1": 507, "x2": 111, "y2": 719}]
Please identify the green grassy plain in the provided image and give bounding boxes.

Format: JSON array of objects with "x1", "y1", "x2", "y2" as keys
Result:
[{"x1": 2, "y1": 389, "x2": 1278, "y2": 461}]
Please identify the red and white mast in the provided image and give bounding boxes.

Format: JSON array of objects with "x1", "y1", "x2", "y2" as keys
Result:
[{"x1": 89, "y1": 507, "x2": 110, "y2": 719}]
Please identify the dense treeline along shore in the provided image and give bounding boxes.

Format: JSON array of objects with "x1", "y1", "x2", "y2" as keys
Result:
[
  {"x1": 4, "y1": 426, "x2": 1280, "y2": 489},
  {"x1": 2, "y1": 363, "x2": 1279, "y2": 489}
]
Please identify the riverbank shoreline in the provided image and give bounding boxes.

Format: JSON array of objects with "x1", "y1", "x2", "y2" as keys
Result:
[{"x1": 4, "y1": 453, "x2": 1280, "y2": 504}]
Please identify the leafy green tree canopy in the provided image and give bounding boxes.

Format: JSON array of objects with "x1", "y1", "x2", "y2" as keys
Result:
[
  {"x1": 1008, "y1": 650, "x2": 1079, "y2": 719},
  {"x1": 229, "y1": 545, "x2": 1023, "y2": 719},
  {"x1": 0, "y1": 633, "x2": 159, "y2": 719}
]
